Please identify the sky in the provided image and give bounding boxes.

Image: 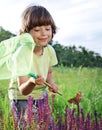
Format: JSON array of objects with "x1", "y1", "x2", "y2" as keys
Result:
[{"x1": 0, "y1": 0, "x2": 102, "y2": 56}]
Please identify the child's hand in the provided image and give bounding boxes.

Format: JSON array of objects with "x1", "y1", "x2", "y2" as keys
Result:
[
  {"x1": 35, "y1": 74, "x2": 45, "y2": 85},
  {"x1": 48, "y1": 83, "x2": 59, "y2": 93}
]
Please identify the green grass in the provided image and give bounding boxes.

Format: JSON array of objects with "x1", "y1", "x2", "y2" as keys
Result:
[
  {"x1": 52, "y1": 66, "x2": 102, "y2": 119},
  {"x1": 0, "y1": 66, "x2": 102, "y2": 129}
]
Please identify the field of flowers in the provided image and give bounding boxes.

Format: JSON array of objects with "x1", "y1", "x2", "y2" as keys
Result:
[{"x1": 0, "y1": 66, "x2": 102, "y2": 129}]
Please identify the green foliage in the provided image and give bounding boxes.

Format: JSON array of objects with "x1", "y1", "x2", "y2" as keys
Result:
[
  {"x1": 52, "y1": 42, "x2": 102, "y2": 68},
  {"x1": 52, "y1": 66, "x2": 102, "y2": 119},
  {"x1": 0, "y1": 67, "x2": 102, "y2": 129},
  {"x1": 0, "y1": 27, "x2": 16, "y2": 42},
  {"x1": 1, "y1": 27, "x2": 102, "y2": 68}
]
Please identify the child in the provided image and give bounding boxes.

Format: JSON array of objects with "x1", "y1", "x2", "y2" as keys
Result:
[{"x1": 8, "y1": 4, "x2": 59, "y2": 129}]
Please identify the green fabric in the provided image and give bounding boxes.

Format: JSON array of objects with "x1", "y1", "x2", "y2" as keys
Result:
[
  {"x1": 8, "y1": 44, "x2": 58, "y2": 100},
  {"x1": 0, "y1": 32, "x2": 58, "y2": 99},
  {"x1": 0, "y1": 33, "x2": 35, "y2": 80}
]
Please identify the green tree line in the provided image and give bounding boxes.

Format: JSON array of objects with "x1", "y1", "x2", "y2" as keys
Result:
[
  {"x1": 0, "y1": 27, "x2": 102, "y2": 68},
  {"x1": 52, "y1": 43, "x2": 102, "y2": 68},
  {"x1": 0, "y1": 26, "x2": 15, "y2": 41}
]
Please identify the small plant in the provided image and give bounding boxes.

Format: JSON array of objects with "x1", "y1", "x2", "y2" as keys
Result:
[
  {"x1": 68, "y1": 92, "x2": 82, "y2": 129},
  {"x1": 10, "y1": 92, "x2": 102, "y2": 130},
  {"x1": 0, "y1": 90, "x2": 4, "y2": 130},
  {"x1": 0, "y1": 67, "x2": 102, "y2": 129}
]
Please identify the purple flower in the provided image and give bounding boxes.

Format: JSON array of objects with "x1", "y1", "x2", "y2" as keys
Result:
[
  {"x1": 26, "y1": 96, "x2": 34, "y2": 128},
  {"x1": 11, "y1": 102, "x2": 19, "y2": 129}
]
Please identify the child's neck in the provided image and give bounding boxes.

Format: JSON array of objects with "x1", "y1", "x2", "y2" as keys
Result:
[{"x1": 33, "y1": 45, "x2": 44, "y2": 56}]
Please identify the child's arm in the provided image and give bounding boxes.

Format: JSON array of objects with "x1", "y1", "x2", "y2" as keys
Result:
[
  {"x1": 18, "y1": 75, "x2": 45, "y2": 95},
  {"x1": 46, "y1": 67, "x2": 59, "y2": 93}
]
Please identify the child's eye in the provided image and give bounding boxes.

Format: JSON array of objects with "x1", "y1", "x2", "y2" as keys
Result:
[
  {"x1": 34, "y1": 29, "x2": 40, "y2": 32},
  {"x1": 46, "y1": 28, "x2": 51, "y2": 31},
  {"x1": 33, "y1": 27, "x2": 40, "y2": 32}
]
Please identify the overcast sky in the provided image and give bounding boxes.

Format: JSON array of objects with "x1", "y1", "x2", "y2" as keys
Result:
[{"x1": 0, "y1": 0, "x2": 102, "y2": 56}]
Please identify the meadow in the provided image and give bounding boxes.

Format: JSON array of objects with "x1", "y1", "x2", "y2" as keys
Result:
[{"x1": 0, "y1": 66, "x2": 102, "y2": 129}]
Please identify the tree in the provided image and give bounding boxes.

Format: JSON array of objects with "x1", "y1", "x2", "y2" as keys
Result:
[
  {"x1": 0, "y1": 27, "x2": 16, "y2": 42},
  {"x1": 1, "y1": 27, "x2": 102, "y2": 68}
]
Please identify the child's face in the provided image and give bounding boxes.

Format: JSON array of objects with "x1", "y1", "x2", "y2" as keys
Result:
[{"x1": 29, "y1": 25, "x2": 52, "y2": 47}]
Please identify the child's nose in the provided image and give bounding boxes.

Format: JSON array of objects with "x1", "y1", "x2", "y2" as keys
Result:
[{"x1": 41, "y1": 30, "x2": 46, "y2": 35}]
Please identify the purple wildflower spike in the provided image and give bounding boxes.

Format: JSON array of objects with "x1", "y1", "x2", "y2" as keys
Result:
[
  {"x1": 11, "y1": 101, "x2": 19, "y2": 129},
  {"x1": 57, "y1": 117, "x2": 62, "y2": 130},
  {"x1": 94, "y1": 110, "x2": 99, "y2": 130},
  {"x1": 51, "y1": 94, "x2": 55, "y2": 113},
  {"x1": 26, "y1": 96, "x2": 34, "y2": 128}
]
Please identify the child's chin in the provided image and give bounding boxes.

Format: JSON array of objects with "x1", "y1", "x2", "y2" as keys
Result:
[
  {"x1": 43, "y1": 45, "x2": 48, "y2": 47},
  {"x1": 42, "y1": 43, "x2": 48, "y2": 47}
]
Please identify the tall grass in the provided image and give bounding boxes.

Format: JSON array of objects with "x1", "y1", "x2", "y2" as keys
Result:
[
  {"x1": 51, "y1": 66, "x2": 102, "y2": 119},
  {"x1": 0, "y1": 66, "x2": 102, "y2": 129}
]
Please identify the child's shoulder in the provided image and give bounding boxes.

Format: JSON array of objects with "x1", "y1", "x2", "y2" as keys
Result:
[
  {"x1": 47, "y1": 44, "x2": 54, "y2": 50},
  {"x1": 45, "y1": 44, "x2": 56, "y2": 56}
]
